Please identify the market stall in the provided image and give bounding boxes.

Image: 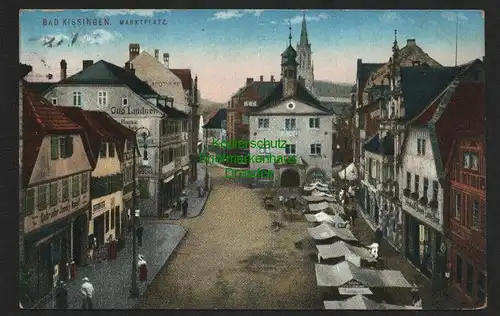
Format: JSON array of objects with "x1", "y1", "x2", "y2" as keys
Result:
[
  {"x1": 305, "y1": 212, "x2": 346, "y2": 228},
  {"x1": 316, "y1": 241, "x2": 377, "y2": 267},
  {"x1": 324, "y1": 295, "x2": 421, "y2": 310},
  {"x1": 307, "y1": 223, "x2": 358, "y2": 244}
]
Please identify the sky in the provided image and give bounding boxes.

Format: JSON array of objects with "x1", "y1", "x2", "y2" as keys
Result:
[{"x1": 19, "y1": 9, "x2": 484, "y2": 103}]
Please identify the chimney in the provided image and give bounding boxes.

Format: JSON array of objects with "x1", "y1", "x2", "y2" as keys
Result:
[
  {"x1": 163, "y1": 53, "x2": 170, "y2": 68},
  {"x1": 246, "y1": 77, "x2": 253, "y2": 85},
  {"x1": 260, "y1": 75, "x2": 263, "y2": 82},
  {"x1": 60, "y1": 59, "x2": 67, "y2": 80},
  {"x1": 270, "y1": 75, "x2": 274, "y2": 82},
  {"x1": 407, "y1": 39, "x2": 416, "y2": 46},
  {"x1": 82, "y1": 60, "x2": 93, "y2": 70},
  {"x1": 154, "y1": 49, "x2": 159, "y2": 60},
  {"x1": 129, "y1": 43, "x2": 140, "y2": 61}
]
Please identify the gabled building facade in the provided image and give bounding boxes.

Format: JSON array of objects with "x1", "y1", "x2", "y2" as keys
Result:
[
  {"x1": 249, "y1": 33, "x2": 333, "y2": 187},
  {"x1": 41, "y1": 59, "x2": 167, "y2": 217},
  {"x1": 57, "y1": 107, "x2": 125, "y2": 252},
  {"x1": 203, "y1": 108, "x2": 228, "y2": 156},
  {"x1": 21, "y1": 79, "x2": 93, "y2": 306}
]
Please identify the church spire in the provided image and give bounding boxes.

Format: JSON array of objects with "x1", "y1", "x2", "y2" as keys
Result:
[
  {"x1": 288, "y1": 19, "x2": 292, "y2": 46},
  {"x1": 300, "y1": 10, "x2": 309, "y2": 46}
]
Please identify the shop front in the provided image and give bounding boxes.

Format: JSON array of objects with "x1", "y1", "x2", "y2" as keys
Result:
[{"x1": 404, "y1": 213, "x2": 441, "y2": 278}]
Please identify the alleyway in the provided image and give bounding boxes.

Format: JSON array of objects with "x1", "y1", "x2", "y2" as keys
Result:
[{"x1": 138, "y1": 166, "x2": 322, "y2": 309}]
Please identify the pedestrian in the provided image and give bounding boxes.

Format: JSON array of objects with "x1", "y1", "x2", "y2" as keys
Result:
[
  {"x1": 136, "y1": 224, "x2": 144, "y2": 247},
  {"x1": 350, "y1": 208, "x2": 357, "y2": 227},
  {"x1": 80, "y1": 277, "x2": 94, "y2": 309},
  {"x1": 374, "y1": 224, "x2": 383, "y2": 244},
  {"x1": 182, "y1": 198, "x2": 189, "y2": 217},
  {"x1": 55, "y1": 281, "x2": 68, "y2": 309}
]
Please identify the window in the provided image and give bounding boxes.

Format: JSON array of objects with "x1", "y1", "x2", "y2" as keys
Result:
[
  {"x1": 51, "y1": 136, "x2": 59, "y2": 160},
  {"x1": 309, "y1": 118, "x2": 320, "y2": 129},
  {"x1": 417, "y1": 139, "x2": 426, "y2": 155},
  {"x1": 72, "y1": 175, "x2": 80, "y2": 198},
  {"x1": 423, "y1": 178, "x2": 429, "y2": 197},
  {"x1": 472, "y1": 200, "x2": 480, "y2": 229},
  {"x1": 477, "y1": 272, "x2": 486, "y2": 305},
  {"x1": 242, "y1": 115, "x2": 249, "y2": 125},
  {"x1": 285, "y1": 144, "x2": 296, "y2": 155},
  {"x1": 62, "y1": 179, "x2": 69, "y2": 201},
  {"x1": 24, "y1": 188, "x2": 35, "y2": 216},
  {"x1": 470, "y1": 153, "x2": 479, "y2": 170},
  {"x1": 97, "y1": 91, "x2": 108, "y2": 107},
  {"x1": 81, "y1": 173, "x2": 88, "y2": 194},
  {"x1": 456, "y1": 255, "x2": 463, "y2": 284},
  {"x1": 99, "y1": 143, "x2": 107, "y2": 158},
  {"x1": 285, "y1": 118, "x2": 296, "y2": 130},
  {"x1": 455, "y1": 192, "x2": 461, "y2": 219},
  {"x1": 111, "y1": 208, "x2": 115, "y2": 230},
  {"x1": 259, "y1": 147, "x2": 271, "y2": 154},
  {"x1": 414, "y1": 175, "x2": 419, "y2": 193},
  {"x1": 122, "y1": 97, "x2": 128, "y2": 106},
  {"x1": 105, "y1": 210, "x2": 110, "y2": 233},
  {"x1": 466, "y1": 263, "x2": 474, "y2": 295},
  {"x1": 463, "y1": 152, "x2": 471, "y2": 168},
  {"x1": 73, "y1": 92, "x2": 82, "y2": 106},
  {"x1": 37, "y1": 184, "x2": 47, "y2": 210},
  {"x1": 258, "y1": 118, "x2": 269, "y2": 128},
  {"x1": 58, "y1": 136, "x2": 74, "y2": 158},
  {"x1": 51, "y1": 98, "x2": 58, "y2": 105},
  {"x1": 432, "y1": 181, "x2": 439, "y2": 201},
  {"x1": 406, "y1": 172, "x2": 411, "y2": 189},
  {"x1": 49, "y1": 182, "x2": 58, "y2": 206},
  {"x1": 108, "y1": 142, "x2": 115, "y2": 158},
  {"x1": 310, "y1": 144, "x2": 321, "y2": 155}
]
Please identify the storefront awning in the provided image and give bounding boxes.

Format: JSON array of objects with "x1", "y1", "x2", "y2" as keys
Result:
[
  {"x1": 24, "y1": 219, "x2": 70, "y2": 247},
  {"x1": 164, "y1": 175, "x2": 175, "y2": 183}
]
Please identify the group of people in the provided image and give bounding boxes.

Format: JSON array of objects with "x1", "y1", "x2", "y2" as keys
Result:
[{"x1": 55, "y1": 277, "x2": 94, "y2": 309}]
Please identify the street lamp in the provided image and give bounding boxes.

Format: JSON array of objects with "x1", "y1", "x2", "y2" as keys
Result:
[{"x1": 130, "y1": 128, "x2": 150, "y2": 298}]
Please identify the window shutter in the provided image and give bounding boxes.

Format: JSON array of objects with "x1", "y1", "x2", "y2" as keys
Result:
[
  {"x1": 51, "y1": 137, "x2": 59, "y2": 159},
  {"x1": 66, "y1": 136, "x2": 74, "y2": 156}
]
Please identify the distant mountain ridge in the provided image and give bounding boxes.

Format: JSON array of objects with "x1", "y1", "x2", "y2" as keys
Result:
[{"x1": 199, "y1": 98, "x2": 226, "y2": 119}]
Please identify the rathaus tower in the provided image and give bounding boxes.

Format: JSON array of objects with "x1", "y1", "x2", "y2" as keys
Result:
[{"x1": 296, "y1": 11, "x2": 315, "y2": 93}]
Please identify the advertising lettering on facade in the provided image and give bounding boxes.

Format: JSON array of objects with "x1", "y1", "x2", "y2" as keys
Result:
[
  {"x1": 25, "y1": 204, "x2": 71, "y2": 233},
  {"x1": 150, "y1": 81, "x2": 181, "y2": 87},
  {"x1": 110, "y1": 107, "x2": 162, "y2": 116}
]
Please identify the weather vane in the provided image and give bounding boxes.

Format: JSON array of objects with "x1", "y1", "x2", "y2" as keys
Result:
[{"x1": 288, "y1": 19, "x2": 292, "y2": 46}]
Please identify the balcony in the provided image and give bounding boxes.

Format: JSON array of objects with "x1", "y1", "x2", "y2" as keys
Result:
[{"x1": 403, "y1": 196, "x2": 440, "y2": 226}]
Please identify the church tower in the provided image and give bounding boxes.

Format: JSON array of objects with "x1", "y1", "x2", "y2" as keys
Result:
[
  {"x1": 281, "y1": 22, "x2": 298, "y2": 98},
  {"x1": 296, "y1": 11, "x2": 314, "y2": 93}
]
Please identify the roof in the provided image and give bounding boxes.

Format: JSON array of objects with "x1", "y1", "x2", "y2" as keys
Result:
[
  {"x1": 232, "y1": 81, "x2": 279, "y2": 100},
  {"x1": 282, "y1": 45, "x2": 297, "y2": 58},
  {"x1": 22, "y1": 84, "x2": 85, "y2": 187},
  {"x1": 365, "y1": 40, "x2": 442, "y2": 89},
  {"x1": 254, "y1": 81, "x2": 330, "y2": 113},
  {"x1": 321, "y1": 102, "x2": 351, "y2": 116},
  {"x1": 400, "y1": 66, "x2": 463, "y2": 122},
  {"x1": 160, "y1": 104, "x2": 190, "y2": 119},
  {"x1": 313, "y1": 81, "x2": 353, "y2": 98},
  {"x1": 203, "y1": 108, "x2": 227, "y2": 129},
  {"x1": 358, "y1": 63, "x2": 384, "y2": 87},
  {"x1": 27, "y1": 82, "x2": 54, "y2": 95},
  {"x1": 170, "y1": 69, "x2": 193, "y2": 91},
  {"x1": 55, "y1": 60, "x2": 158, "y2": 96},
  {"x1": 19, "y1": 64, "x2": 32, "y2": 80},
  {"x1": 315, "y1": 261, "x2": 413, "y2": 288},
  {"x1": 363, "y1": 133, "x2": 394, "y2": 155},
  {"x1": 307, "y1": 223, "x2": 358, "y2": 242},
  {"x1": 324, "y1": 295, "x2": 421, "y2": 310},
  {"x1": 316, "y1": 241, "x2": 376, "y2": 261},
  {"x1": 308, "y1": 202, "x2": 329, "y2": 212},
  {"x1": 56, "y1": 107, "x2": 120, "y2": 168}
]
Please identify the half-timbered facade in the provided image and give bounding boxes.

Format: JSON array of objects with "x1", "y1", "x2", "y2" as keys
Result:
[{"x1": 21, "y1": 82, "x2": 93, "y2": 306}]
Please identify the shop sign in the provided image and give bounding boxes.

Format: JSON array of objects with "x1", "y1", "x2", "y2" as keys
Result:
[{"x1": 92, "y1": 201, "x2": 106, "y2": 217}]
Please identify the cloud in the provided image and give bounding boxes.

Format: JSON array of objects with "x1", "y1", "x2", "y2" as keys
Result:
[
  {"x1": 243, "y1": 10, "x2": 264, "y2": 17},
  {"x1": 79, "y1": 29, "x2": 122, "y2": 45},
  {"x1": 209, "y1": 10, "x2": 244, "y2": 20},
  {"x1": 29, "y1": 34, "x2": 70, "y2": 44},
  {"x1": 270, "y1": 20, "x2": 278, "y2": 25},
  {"x1": 379, "y1": 11, "x2": 403, "y2": 23},
  {"x1": 95, "y1": 9, "x2": 170, "y2": 17},
  {"x1": 208, "y1": 9, "x2": 265, "y2": 21},
  {"x1": 441, "y1": 12, "x2": 468, "y2": 23},
  {"x1": 288, "y1": 13, "x2": 328, "y2": 25}
]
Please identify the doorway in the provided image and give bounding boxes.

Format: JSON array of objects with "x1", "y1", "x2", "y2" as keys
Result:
[
  {"x1": 280, "y1": 168, "x2": 300, "y2": 187},
  {"x1": 93, "y1": 215, "x2": 105, "y2": 247}
]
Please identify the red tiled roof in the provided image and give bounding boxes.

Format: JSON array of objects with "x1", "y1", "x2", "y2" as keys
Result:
[
  {"x1": 434, "y1": 82, "x2": 485, "y2": 176},
  {"x1": 170, "y1": 69, "x2": 192, "y2": 91},
  {"x1": 22, "y1": 83, "x2": 85, "y2": 187}
]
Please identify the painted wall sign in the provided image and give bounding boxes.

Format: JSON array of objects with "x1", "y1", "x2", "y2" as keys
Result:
[
  {"x1": 110, "y1": 107, "x2": 162, "y2": 116},
  {"x1": 25, "y1": 203, "x2": 71, "y2": 233}
]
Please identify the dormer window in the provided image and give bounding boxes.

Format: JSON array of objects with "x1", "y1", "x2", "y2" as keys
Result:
[
  {"x1": 51, "y1": 98, "x2": 58, "y2": 105},
  {"x1": 122, "y1": 97, "x2": 128, "y2": 106},
  {"x1": 51, "y1": 136, "x2": 74, "y2": 160}
]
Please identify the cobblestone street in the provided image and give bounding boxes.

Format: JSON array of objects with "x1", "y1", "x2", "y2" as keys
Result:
[{"x1": 138, "y1": 166, "x2": 323, "y2": 309}]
